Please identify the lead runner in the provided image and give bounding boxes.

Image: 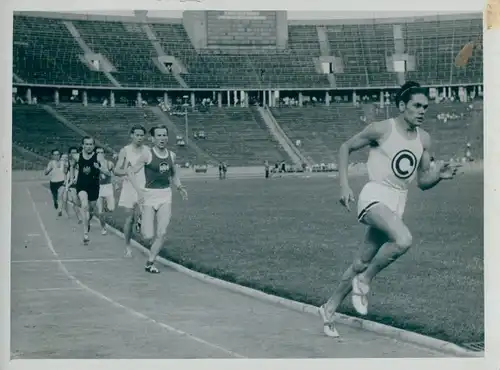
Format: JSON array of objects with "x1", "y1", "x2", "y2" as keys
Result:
[{"x1": 318, "y1": 81, "x2": 460, "y2": 337}]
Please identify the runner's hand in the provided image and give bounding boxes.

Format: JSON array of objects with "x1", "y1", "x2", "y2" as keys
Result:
[
  {"x1": 439, "y1": 162, "x2": 461, "y2": 180},
  {"x1": 179, "y1": 186, "x2": 188, "y2": 201},
  {"x1": 339, "y1": 185, "x2": 355, "y2": 212}
]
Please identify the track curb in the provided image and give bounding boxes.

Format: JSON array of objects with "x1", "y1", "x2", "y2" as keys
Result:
[{"x1": 102, "y1": 222, "x2": 483, "y2": 358}]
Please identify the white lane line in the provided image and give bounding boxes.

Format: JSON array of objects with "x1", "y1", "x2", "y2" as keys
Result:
[
  {"x1": 11, "y1": 287, "x2": 84, "y2": 293},
  {"x1": 26, "y1": 187, "x2": 245, "y2": 359},
  {"x1": 12, "y1": 258, "x2": 123, "y2": 264}
]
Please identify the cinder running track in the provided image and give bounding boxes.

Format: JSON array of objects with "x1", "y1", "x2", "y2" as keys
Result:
[{"x1": 10, "y1": 183, "x2": 447, "y2": 359}]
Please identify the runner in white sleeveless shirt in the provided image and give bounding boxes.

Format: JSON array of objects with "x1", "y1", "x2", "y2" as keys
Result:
[
  {"x1": 318, "y1": 81, "x2": 461, "y2": 338},
  {"x1": 95, "y1": 147, "x2": 115, "y2": 235},
  {"x1": 128, "y1": 125, "x2": 188, "y2": 274},
  {"x1": 114, "y1": 125, "x2": 149, "y2": 257},
  {"x1": 44, "y1": 149, "x2": 67, "y2": 217}
]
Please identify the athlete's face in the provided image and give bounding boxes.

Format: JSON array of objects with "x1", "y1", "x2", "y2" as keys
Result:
[
  {"x1": 96, "y1": 148, "x2": 105, "y2": 159},
  {"x1": 82, "y1": 139, "x2": 95, "y2": 154},
  {"x1": 60, "y1": 154, "x2": 68, "y2": 163},
  {"x1": 70, "y1": 150, "x2": 79, "y2": 161},
  {"x1": 401, "y1": 93, "x2": 429, "y2": 127},
  {"x1": 52, "y1": 151, "x2": 61, "y2": 161},
  {"x1": 131, "y1": 130, "x2": 145, "y2": 146},
  {"x1": 152, "y1": 128, "x2": 168, "y2": 149}
]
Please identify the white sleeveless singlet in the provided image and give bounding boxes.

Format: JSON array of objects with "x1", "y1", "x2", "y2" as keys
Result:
[
  {"x1": 122, "y1": 144, "x2": 148, "y2": 188},
  {"x1": 366, "y1": 119, "x2": 424, "y2": 191},
  {"x1": 50, "y1": 160, "x2": 66, "y2": 183},
  {"x1": 357, "y1": 119, "x2": 424, "y2": 219}
]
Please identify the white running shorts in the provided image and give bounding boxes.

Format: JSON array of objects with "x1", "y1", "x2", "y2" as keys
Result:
[
  {"x1": 357, "y1": 181, "x2": 408, "y2": 222},
  {"x1": 99, "y1": 183, "x2": 114, "y2": 198},
  {"x1": 118, "y1": 181, "x2": 139, "y2": 209},
  {"x1": 143, "y1": 188, "x2": 172, "y2": 211}
]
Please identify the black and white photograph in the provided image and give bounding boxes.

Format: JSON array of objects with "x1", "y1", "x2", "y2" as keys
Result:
[{"x1": 2, "y1": 0, "x2": 496, "y2": 366}]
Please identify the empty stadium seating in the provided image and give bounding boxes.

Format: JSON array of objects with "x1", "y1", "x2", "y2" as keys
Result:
[
  {"x1": 271, "y1": 105, "x2": 368, "y2": 164},
  {"x1": 13, "y1": 16, "x2": 112, "y2": 86},
  {"x1": 11, "y1": 12, "x2": 484, "y2": 170},
  {"x1": 12, "y1": 144, "x2": 46, "y2": 170},
  {"x1": 12, "y1": 13, "x2": 483, "y2": 89},
  {"x1": 168, "y1": 107, "x2": 289, "y2": 165},
  {"x1": 405, "y1": 18, "x2": 483, "y2": 85},
  {"x1": 72, "y1": 20, "x2": 180, "y2": 88},
  {"x1": 52, "y1": 104, "x2": 203, "y2": 164},
  {"x1": 271, "y1": 102, "x2": 483, "y2": 163},
  {"x1": 12, "y1": 105, "x2": 82, "y2": 157}
]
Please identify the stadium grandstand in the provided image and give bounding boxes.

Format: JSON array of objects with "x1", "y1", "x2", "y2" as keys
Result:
[{"x1": 12, "y1": 10, "x2": 483, "y2": 171}]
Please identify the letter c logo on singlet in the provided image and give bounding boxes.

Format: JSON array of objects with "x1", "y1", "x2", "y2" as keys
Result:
[{"x1": 391, "y1": 150, "x2": 418, "y2": 180}]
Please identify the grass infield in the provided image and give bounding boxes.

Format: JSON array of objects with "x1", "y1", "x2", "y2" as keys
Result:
[{"x1": 77, "y1": 172, "x2": 482, "y2": 346}]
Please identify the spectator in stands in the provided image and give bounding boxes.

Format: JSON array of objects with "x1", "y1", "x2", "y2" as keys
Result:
[{"x1": 264, "y1": 160, "x2": 270, "y2": 179}]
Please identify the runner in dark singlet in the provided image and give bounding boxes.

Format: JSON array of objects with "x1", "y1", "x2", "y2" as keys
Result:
[
  {"x1": 128, "y1": 125, "x2": 188, "y2": 273},
  {"x1": 74, "y1": 137, "x2": 110, "y2": 244}
]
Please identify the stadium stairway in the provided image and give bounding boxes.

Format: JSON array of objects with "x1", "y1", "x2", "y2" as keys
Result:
[
  {"x1": 254, "y1": 106, "x2": 310, "y2": 167},
  {"x1": 167, "y1": 107, "x2": 289, "y2": 166},
  {"x1": 270, "y1": 105, "x2": 366, "y2": 164},
  {"x1": 12, "y1": 144, "x2": 47, "y2": 170},
  {"x1": 43, "y1": 105, "x2": 114, "y2": 154},
  {"x1": 12, "y1": 105, "x2": 83, "y2": 158}
]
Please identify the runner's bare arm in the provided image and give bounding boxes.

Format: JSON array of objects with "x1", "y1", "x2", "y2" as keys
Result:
[
  {"x1": 72, "y1": 154, "x2": 80, "y2": 184},
  {"x1": 127, "y1": 152, "x2": 147, "y2": 194},
  {"x1": 108, "y1": 161, "x2": 115, "y2": 178},
  {"x1": 113, "y1": 148, "x2": 128, "y2": 176},
  {"x1": 170, "y1": 152, "x2": 184, "y2": 189},
  {"x1": 417, "y1": 130, "x2": 451, "y2": 191},
  {"x1": 338, "y1": 121, "x2": 387, "y2": 188},
  {"x1": 96, "y1": 153, "x2": 111, "y2": 175},
  {"x1": 44, "y1": 161, "x2": 53, "y2": 176},
  {"x1": 170, "y1": 152, "x2": 188, "y2": 199}
]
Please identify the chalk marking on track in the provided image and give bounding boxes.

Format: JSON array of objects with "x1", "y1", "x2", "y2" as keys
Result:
[
  {"x1": 12, "y1": 258, "x2": 123, "y2": 264},
  {"x1": 11, "y1": 287, "x2": 84, "y2": 293},
  {"x1": 26, "y1": 187, "x2": 245, "y2": 359}
]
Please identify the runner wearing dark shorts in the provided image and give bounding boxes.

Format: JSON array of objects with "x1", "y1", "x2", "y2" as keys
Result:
[{"x1": 74, "y1": 137, "x2": 110, "y2": 244}]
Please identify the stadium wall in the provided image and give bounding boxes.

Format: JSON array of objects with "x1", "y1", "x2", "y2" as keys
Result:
[{"x1": 16, "y1": 10, "x2": 482, "y2": 26}]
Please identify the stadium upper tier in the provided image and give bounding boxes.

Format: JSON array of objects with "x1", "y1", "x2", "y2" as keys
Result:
[{"x1": 12, "y1": 14, "x2": 482, "y2": 89}]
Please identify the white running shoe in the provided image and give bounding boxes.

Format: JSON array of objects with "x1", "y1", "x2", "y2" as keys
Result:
[
  {"x1": 351, "y1": 275, "x2": 370, "y2": 315},
  {"x1": 318, "y1": 305, "x2": 340, "y2": 338},
  {"x1": 101, "y1": 228, "x2": 108, "y2": 235}
]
